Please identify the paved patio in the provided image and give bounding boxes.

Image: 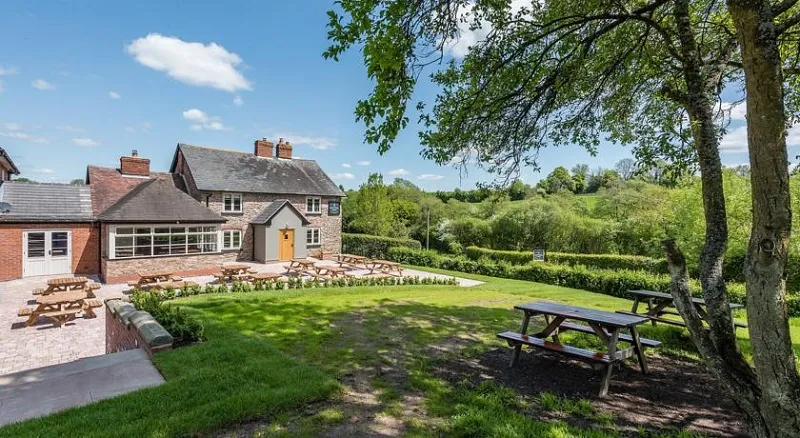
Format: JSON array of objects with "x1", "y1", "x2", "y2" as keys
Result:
[{"x1": 0, "y1": 260, "x2": 480, "y2": 376}]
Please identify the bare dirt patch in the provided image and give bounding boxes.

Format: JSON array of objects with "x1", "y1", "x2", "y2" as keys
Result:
[{"x1": 433, "y1": 347, "x2": 748, "y2": 437}]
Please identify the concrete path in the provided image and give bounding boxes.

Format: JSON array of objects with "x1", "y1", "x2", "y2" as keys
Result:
[{"x1": 0, "y1": 348, "x2": 164, "y2": 426}]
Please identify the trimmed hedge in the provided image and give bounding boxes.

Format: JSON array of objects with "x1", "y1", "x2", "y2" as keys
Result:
[
  {"x1": 342, "y1": 233, "x2": 422, "y2": 259},
  {"x1": 722, "y1": 252, "x2": 800, "y2": 293},
  {"x1": 388, "y1": 247, "x2": 800, "y2": 317},
  {"x1": 465, "y1": 246, "x2": 668, "y2": 274}
]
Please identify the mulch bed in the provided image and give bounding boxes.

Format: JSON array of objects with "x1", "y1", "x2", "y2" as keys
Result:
[{"x1": 433, "y1": 348, "x2": 748, "y2": 437}]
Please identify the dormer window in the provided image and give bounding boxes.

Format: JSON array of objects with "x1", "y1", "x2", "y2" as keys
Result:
[
  {"x1": 306, "y1": 197, "x2": 321, "y2": 214},
  {"x1": 223, "y1": 193, "x2": 243, "y2": 213}
]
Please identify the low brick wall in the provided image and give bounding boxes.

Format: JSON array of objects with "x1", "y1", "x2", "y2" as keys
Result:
[
  {"x1": 102, "y1": 252, "x2": 237, "y2": 284},
  {"x1": 105, "y1": 299, "x2": 173, "y2": 356}
]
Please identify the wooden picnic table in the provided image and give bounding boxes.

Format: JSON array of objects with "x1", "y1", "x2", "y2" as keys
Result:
[
  {"x1": 498, "y1": 301, "x2": 660, "y2": 397},
  {"x1": 313, "y1": 265, "x2": 348, "y2": 279},
  {"x1": 215, "y1": 264, "x2": 256, "y2": 282},
  {"x1": 366, "y1": 259, "x2": 403, "y2": 277},
  {"x1": 250, "y1": 272, "x2": 282, "y2": 287},
  {"x1": 22, "y1": 290, "x2": 100, "y2": 327},
  {"x1": 284, "y1": 259, "x2": 316, "y2": 275},
  {"x1": 335, "y1": 253, "x2": 369, "y2": 268},
  {"x1": 620, "y1": 289, "x2": 748, "y2": 330},
  {"x1": 39, "y1": 276, "x2": 89, "y2": 294}
]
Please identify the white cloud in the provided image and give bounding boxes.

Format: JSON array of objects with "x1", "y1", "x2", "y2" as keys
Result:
[
  {"x1": 58, "y1": 124, "x2": 85, "y2": 133},
  {"x1": 31, "y1": 79, "x2": 55, "y2": 90},
  {"x1": 417, "y1": 174, "x2": 445, "y2": 181},
  {"x1": 0, "y1": 66, "x2": 19, "y2": 76},
  {"x1": 32, "y1": 168, "x2": 54, "y2": 174},
  {"x1": 0, "y1": 131, "x2": 48, "y2": 144},
  {"x1": 127, "y1": 33, "x2": 252, "y2": 92},
  {"x1": 720, "y1": 101, "x2": 746, "y2": 121},
  {"x1": 72, "y1": 137, "x2": 100, "y2": 147},
  {"x1": 109, "y1": 91, "x2": 121, "y2": 99},
  {"x1": 274, "y1": 134, "x2": 336, "y2": 150},
  {"x1": 182, "y1": 108, "x2": 230, "y2": 131},
  {"x1": 2, "y1": 122, "x2": 23, "y2": 131},
  {"x1": 342, "y1": 163, "x2": 352, "y2": 168},
  {"x1": 356, "y1": 160, "x2": 371, "y2": 166},
  {"x1": 233, "y1": 95, "x2": 243, "y2": 106},
  {"x1": 720, "y1": 124, "x2": 800, "y2": 153},
  {"x1": 388, "y1": 168, "x2": 409, "y2": 176},
  {"x1": 331, "y1": 172, "x2": 356, "y2": 180},
  {"x1": 443, "y1": 0, "x2": 531, "y2": 58}
]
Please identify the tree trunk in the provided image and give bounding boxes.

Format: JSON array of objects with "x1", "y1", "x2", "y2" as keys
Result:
[
  {"x1": 667, "y1": 2, "x2": 777, "y2": 436},
  {"x1": 728, "y1": 0, "x2": 800, "y2": 436}
]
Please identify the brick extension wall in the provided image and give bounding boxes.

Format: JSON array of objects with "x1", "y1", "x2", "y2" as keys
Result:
[
  {"x1": 102, "y1": 251, "x2": 237, "y2": 284},
  {"x1": 0, "y1": 223, "x2": 100, "y2": 281}
]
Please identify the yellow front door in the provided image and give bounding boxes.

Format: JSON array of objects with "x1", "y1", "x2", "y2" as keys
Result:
[{"x1": 278, "y1": 229, "x2": 294, "y2": 260}]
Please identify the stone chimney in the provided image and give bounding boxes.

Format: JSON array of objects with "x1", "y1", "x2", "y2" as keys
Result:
[
  {"x1": 120, "y1": 149, "x2": 150, "y2": 176},
  {"x1": 254, "y1": 138, "x2": 274, "y2": 158},
  {"x1": 276, "y1": 138, "x2": 293, "y2": 159}
]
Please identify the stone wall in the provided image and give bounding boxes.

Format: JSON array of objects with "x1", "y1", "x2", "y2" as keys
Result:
[
  {"x1": 102, "y1": 251, "x2": 237, "y2": 284},
  {"x1": 205, "y1": 192, "x2": 342, "y2": 261},
  {"x1": 105, "y1": 299, "x2": 173, "y2": 356}
]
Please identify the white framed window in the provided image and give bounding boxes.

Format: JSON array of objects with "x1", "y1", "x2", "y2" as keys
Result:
[
  {"x1": 222, "y1": 193, "x2": 243, "y2": 213},
  {"x1": 306, "y1": 228, "x2": 321, "y2": 246},
  {"x1": 222, "y1": 230, "x2": 242, "y2": 250},
  {"x1": 306, "y1": 197, "x2": 321, "y2": 214},
  {"x1": 110, "y1": 224, "x2": 220, "y2": 259}
]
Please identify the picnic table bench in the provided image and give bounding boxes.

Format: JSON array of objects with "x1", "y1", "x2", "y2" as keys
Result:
[
  {"x1": 335, "y1": 253, "x2": 369, "y2": 269},
  {"x1": 498, "y1": 301, "x2": 659, "y2": 397},
  {"x1": 19, "y1": 290, "x2": 102, "y2": 327},
  {"x1": 311, "y1": 265, "x2": 348, "y2": 280},
  {"x1": 250, "y1": 272, "x2": 283, "y2": 287},
  {"x1": 127, "y1": 271, "x2": 182, "y2": 289},
  {"x1": 33, "y1": 276, "x2": 89, "y2": 295},
  {"x1": 284, "y1": 259, "x2": 316, "y2": 276},
  {"x1": 366, "y1": 259, "x2": 403, "y2": 277},
  {"x1": 619, "y1": 289, "x2": 748, "y2": 330},
  {"x1": 214, "y1": 264, "x2": 256, "y2": 282}
]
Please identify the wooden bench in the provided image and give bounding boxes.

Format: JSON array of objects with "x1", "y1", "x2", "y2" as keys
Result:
[
  {"x1": 40, "y1": 309, "x2": 80, "y2": 326},
  {"x1": 498, "y1": 331, "x2": 611, "y2": 364},
  {"x1": 85, "y1": 299, "x2": 103, "y2": 308},
  {"x1": 32, "y1": 288, "x2": 45, "y2": 296},
  {"x1": 557, "y1": 322, "x2": 662, "y2": 348},
  {"x1": 17, "y1": 307, "x2": 33, "y2": 317}
]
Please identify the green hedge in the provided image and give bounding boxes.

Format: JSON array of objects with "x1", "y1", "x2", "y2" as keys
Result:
[
  {"x1": 342, "y1": 233, "x2": 422, "y2": 259},
  {"x1": 722, "y1": 252, "x2": 800, "y2": 293},
  {"x1": 388, "y1": 247, "x2": 800, "y2": 317},
  {"x1": 465, "y1": 246, "x2": 668, "y2": 274}
]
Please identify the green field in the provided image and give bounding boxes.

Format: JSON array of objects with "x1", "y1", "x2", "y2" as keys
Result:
[{"x1": 2, "y1": 269, "x2": 796, "y2": 437}]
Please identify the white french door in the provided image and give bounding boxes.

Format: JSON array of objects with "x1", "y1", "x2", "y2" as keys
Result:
[{"x1": 22, "y1": 230, "x2": 72, "y2": 277}]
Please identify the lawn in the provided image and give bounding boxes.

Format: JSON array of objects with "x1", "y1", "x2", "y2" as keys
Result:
[{"x1": 2, "y1": 268, "x2": 797, "y2": 437}]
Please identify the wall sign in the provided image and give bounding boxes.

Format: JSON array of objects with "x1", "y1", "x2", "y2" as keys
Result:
[
  {"x1": 533, "y1": 248, "x2": 545, "y2": 262},
  {"x1": 328, "y1": 200, "x2": 341, "y2": 216}
]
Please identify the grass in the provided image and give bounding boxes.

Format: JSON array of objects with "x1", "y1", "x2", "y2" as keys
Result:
[{"x1": 2, "y1": 268, "x2": 797, "y2": 437}]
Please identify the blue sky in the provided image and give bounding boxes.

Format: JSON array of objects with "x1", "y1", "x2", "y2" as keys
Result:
[{"x1": 0, "y1": 1, "x2": 766, "y2": 189}]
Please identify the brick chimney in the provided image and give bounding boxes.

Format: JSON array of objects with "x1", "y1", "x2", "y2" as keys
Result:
[
  {"x1": 254, "y1": 138, "x2": 274, "y2": 158},
  {"x1": 276, "y1": 138, "x2": 293, "y2": 159},
  {"x1": 120, "y1": 149, "x2": 150, "y2": 176}
]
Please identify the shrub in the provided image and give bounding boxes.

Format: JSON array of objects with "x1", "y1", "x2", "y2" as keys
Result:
[
  {"x1": 722, "y1": 252, "x2": 800, "y2": 292},
  {"x1": 130, "y1": 291, "x2": 205, "y2": 345},
  {"x1": 464, "y1": 246, "x2": 668, "y2": 274},
  {"x1": 342, "y1": 233, "x2": 422, "y2": 259},
  {"x1": 388, "y1": 247, "x2": 800, "y2": 316}
]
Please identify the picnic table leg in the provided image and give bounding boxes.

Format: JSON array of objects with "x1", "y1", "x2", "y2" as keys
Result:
[
  {"x1": 539, "y1": 315, "x2": 564, "y2": 343},
  {"x1": 510, "y1": 312, "x2": 533, "y2": 367},
  {"x1": 630, "y1": 296, "x2": 640, "y2": 313},
  {"x1": 645, "y1": 298, "x2": 657, "y2": 326},
  {"x1": 629, "y1": 327, "x2": 648, "y2": 374},
  {"x1": 599, "y1": 328, "x2": 620, "y2": 397}
]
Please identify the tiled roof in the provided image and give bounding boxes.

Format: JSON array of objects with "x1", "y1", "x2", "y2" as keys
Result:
[
  {"x1": 171, "y1": 144, "x2": 346, "y2": 197},
  {"x1": 0, "y1": 181, "x2": 93, "y2": 222},
  {"x1": 97, "y1": 178, "x2": 226, "y2": 223},
  {"x1": 250, "y1": 199, "x2": 310, "y2": 226},
  {"x1": 86, "y1": 166, "x2": 179, "y2": 216}
]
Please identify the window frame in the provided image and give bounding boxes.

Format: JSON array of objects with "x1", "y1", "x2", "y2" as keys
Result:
[
  {"x1": 109, "y1": 224, "x2": 221, "y2": 259},
  {"x1": 306, "y1": 197, "x2": 321, "y2": 214},
  {"x1": 222, "y1": 229, "x2": 242, "y2": 251},
  {"x1": 306, "y1": 227, "x2": 321, "y2": 246},
  {"x1": 222, "y1": 193, "x2": 244, "y2": 213}
]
